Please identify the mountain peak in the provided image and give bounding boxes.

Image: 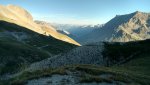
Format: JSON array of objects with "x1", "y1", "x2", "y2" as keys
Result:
[
  {"x1": 115, "y1": 11, "x2": 146, "y2": 19},
  {"x1": 133, "y1": 11, "x2": 145, "y2": 16},
  {"x1": 133, "y1": 11, "x2": 149, "y2": 16},
  {"x1": 134, "y1": 11, "x2": 142, "y2": 14},
  {"x1": 81, "y1": 11, "x2": 150, "y2": 43},
  {"x1": 6, "y1": 4, "x2": 33, "y2": 21},
  {"x1": 7, "y1": 4, "x2": 20, "y2": 8}
]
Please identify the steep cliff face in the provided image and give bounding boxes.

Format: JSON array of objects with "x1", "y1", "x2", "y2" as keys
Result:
[
  {"x1": 0, "y1": 5, "x2": 80, "y2": 46},
  {"x1": 80, "y1": 11, "x2": 150, "y2": 44}
]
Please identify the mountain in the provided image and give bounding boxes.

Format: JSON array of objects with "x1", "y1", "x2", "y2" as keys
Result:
[
  {"x1": 0, "y1": 5, "x2": 79, "y2": 75},
  {"x1": 0, "y1": 5, "x2": 80, "y2": 46},
  {"x1": 80, "y1": 11, "x2": 150, "y2": 44},
  {"x1": 0, "y1": 20, "x2": 78, "y2": 75}
]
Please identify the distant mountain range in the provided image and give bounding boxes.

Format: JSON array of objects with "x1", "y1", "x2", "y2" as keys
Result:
[{"x1": 52, "y1": 24, "x2": 103, "y2": 43}]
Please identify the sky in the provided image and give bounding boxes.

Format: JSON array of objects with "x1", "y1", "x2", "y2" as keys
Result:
[{"x1": 0, "y1": 0, "x2": 149, "y2": 25}]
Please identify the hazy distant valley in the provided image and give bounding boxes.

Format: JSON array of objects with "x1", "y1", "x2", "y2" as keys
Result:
[{"x1": 0, "y1": 4, "x2": 150, "y2": 85}]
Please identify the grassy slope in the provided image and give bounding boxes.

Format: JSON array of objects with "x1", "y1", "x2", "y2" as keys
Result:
[
  {"x1": 110, "y1": 53, "x2": 150, "y2": 84},
  {"x1": 0, "y1": 20, "x2": 77, "y2": 74},
  {"x1": 0, "y1": 38, "x2": 49, "y2": 74}
]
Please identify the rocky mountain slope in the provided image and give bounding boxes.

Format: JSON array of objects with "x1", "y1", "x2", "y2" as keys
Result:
[
  {"x1": 80, "y1": 11, "x2": 150, "y2": 44},
  {"x1": 0, "y1": 4, "x2": 80, "y2": 46},
  {"x1": 26, "y1": 39, "x2": 150, "y2": 72},
  {"x1": 8, "y1": 39, "x2": 150, "y2": 85},
  {"x1": 27, "y1": 42, "x2": 105, "y2": 71}
]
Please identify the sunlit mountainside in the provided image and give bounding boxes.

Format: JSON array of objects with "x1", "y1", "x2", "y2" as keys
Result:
[{"x1": 0, "y1": 5, "x2": 80, "y2": 46}]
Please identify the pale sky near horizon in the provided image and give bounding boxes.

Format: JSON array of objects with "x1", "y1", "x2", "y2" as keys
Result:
[{"x1": 0, "y1": 0, "x2": 149, "y2": 25}]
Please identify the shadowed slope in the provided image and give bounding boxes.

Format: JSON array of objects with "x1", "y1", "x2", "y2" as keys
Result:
[{"x1": 0, "y1": 20, "x2": 77, "y2": 74}]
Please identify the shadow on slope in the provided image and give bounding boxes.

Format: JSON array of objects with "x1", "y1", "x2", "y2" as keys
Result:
[
  {"x1": 0, "y1": 20, "x2": 77, "y2": 75},
  {"x1": 103, "y1": 39, "x2": 150, "y2": 66}
]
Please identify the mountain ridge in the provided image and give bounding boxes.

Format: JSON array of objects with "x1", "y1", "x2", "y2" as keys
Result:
[
  {"x1": 79, "y1": 11, "x2": 150, "y2": 44},
  {"x1": 0, "y1": 4, "x2": 80, "y2": 46}
]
